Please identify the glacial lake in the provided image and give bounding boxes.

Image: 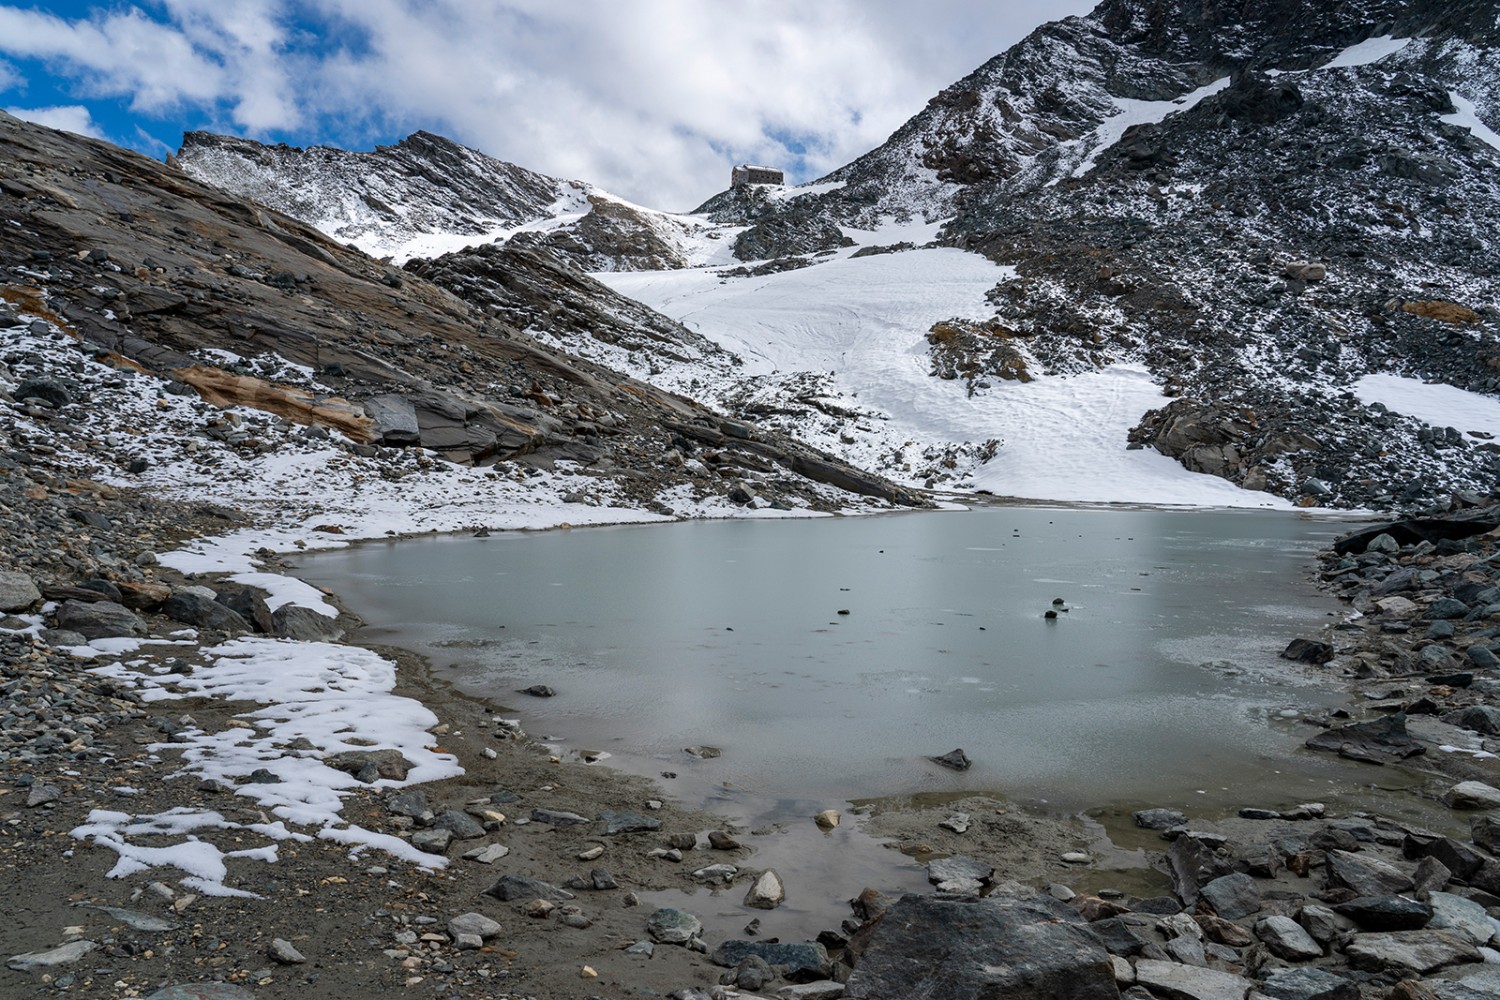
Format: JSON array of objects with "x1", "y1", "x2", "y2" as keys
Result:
[{"x1": 295, "y1": 506, "x2": 1374, "y2": 817}]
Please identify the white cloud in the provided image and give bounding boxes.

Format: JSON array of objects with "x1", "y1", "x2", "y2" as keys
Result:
[
  {"x1": 0, "y1": 0, "x2": 1098, "y2": 208},
  {"x1": 5, "y1": 103, "x2": 106, "y2": 138}
]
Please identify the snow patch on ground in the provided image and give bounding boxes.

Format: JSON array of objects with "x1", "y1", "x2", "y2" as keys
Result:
[
  {"x1": 1069, "y1": 77, "x2": 1231, "y2": 179},
  {"x1": 1354, "y1": 373, "x2": 1500, "y2": 439},
  {"x1": 601, "y1": 245, "x2": 1283, "y2": 507},
  {"x1": 1324, "y1": 35, "x2": 1412, "y2": 69},
  {"x1": 1442, "y1": 92, "x2": 1500, "y2": 154}
]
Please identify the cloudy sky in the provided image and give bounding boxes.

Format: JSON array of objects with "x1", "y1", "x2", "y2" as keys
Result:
[{"x1": 0, "y1": 0, "x2": 1096, "y2": 210}]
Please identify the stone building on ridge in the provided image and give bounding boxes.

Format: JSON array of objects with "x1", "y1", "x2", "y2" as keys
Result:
[{"x1": 731, "y1": 164, "x2": 785, "y2": 188}]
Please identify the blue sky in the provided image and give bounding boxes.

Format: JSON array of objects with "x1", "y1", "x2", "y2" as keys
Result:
[{"x1": 0, "y1": 1, "x2": 1095, "y2": 209}]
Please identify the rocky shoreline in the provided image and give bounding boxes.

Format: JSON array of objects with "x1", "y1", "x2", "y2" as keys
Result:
[{"x1": 7, "y1": 297, "x2": 1500, "y2": 998}]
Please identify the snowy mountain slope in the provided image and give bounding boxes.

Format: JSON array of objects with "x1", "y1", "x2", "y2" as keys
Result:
[
  {"x1": 169, "y1": 0, "x2": 1500, "y2": 510},
  {"x1": 177, "y1": 131, "x2": 725, "y2": 272}
]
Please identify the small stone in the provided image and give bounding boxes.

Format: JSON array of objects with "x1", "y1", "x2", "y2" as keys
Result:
[
  {"x1": 267, "y1": 938, "x2": 306, "y2": 964},
  {"x1": 1061, "y1": 851, "x2": 1091, "y2": 864},
  {"x1": 647, "y1": 907, "x2": 702, "y2": 945},
  {"x1": 708, "y1": 830, "x2": 741, "y2": 850},
  {"x1": 410, "y1": 828, "x2": 453, "y2": 853},
  {"x1": 578, "y1": 845, "x2": 605, "y2": 861},
  {"x1": 625, "y1": 940, "x2": 654, "y2": 956},
  {"x1": 580, "y1": 965, "x2": 597, "y2": 978},
  {"x1": 462, "y1": 843, "x2": 510, "y2": 864},
  {"x1": 525, "y1": 899, "x2": 555, "y2": 919},
  {"x1": 26, "y1": 784, "x2": 61, "y2": 808},
  {"x1": 601, "y1": 810, "x2": 661, "y2": 835},
  {"x1": 448, "y1": 912, "x2": 501, "y2": 940},
  {"x1": 521, "y1": 684, "x2": 555, "y2": 697},
  {"x1": 940, "y1": 812, "x2": 970, "y2": 834},
  {"x1": 684, "y1": 745, "x2": 721, "y2": 759},
  {"x1": 930, "y1": 748, "x2": 971, "y2": 770},
  {"x1": 814, "y1": 809, "x2": 840, "y2": 830},
  {"x1": 531, "y1": 808, "x2": 591, "y2": 826},
  {"x1": 744, "y1": 869, "x2": 785, "y2": 910},
  {"x1": 693, "y1": 863, "x2": 738, "y2": 883},
  {"x1": 484, "y1": 874, "x2": 575, "y2": 902}
]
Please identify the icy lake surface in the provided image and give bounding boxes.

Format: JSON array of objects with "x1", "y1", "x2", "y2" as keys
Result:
[{"x1": 296, "y1": 506, "x2": 1363, "y2": 811}]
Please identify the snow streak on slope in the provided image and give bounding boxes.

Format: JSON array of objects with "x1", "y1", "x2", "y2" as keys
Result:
[
  {"x1": 600, "y1": 245, "x2": 1284, "y2": 508},
  {"x1": 1355, "y1": 374, "x2": 1500, "y2": 440},
  {"x1": 1067, "y1": 77, "x2": 1232, "y2": 179}
]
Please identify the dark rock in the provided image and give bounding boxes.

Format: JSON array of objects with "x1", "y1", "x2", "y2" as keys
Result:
[
  {"x1": 1444, "y1": 705, "x2": 1500, "y2": 735},
  {"x1": 0, "y1": 571, "x2": 41, "y2": 612},
  {"x1": 215, "y1": 587, "x2": 273, "y2": 632},
  {"x1": 483, "y1": 874, "x2": 575, "y2": 902},
  {"x1": 1334, "y1": 895, "x2": 1433, "y2": 931},
  {"x1": 931, "y1": 748, "x2": 971, "y2": 771},
  {"x1": 647, "y1": 907, "x2": 701, "y2": 944},
  {"x1": 1403, "y1": 834, "x2": 1484, "y2": 881},
  {"x1": 1471, "y1": 815, "x2": 1500, "y2": 855},
  {"x1": 1165, "y1": 834, "x2": 1233, "y2": 907},
  {"x1": 1304, "y1": 713, "x2": 1425, "y2": 764},
  {"x1": 324, "y1": 748, "x2": 413, "y2": 782},
  {"x1": 1344, "y1": 929, "x2": 1479, "y2": 974},
  {"x1": 1430, "y1": 598, "x2": 1472, "y2": 620},
  {"x1": 1133, "y1": 808, "x2": 1186, "y2": 830},
  {"x1": 600, "y1": 810, "x2": 661, "y2": 835},
  {"x1": 1281, "y1": 638, "x2": 1333, "y2": 664},
  {"x1": 1088, "y1": 916, "x2": 1148, "y2": 955},
  {"x1": 1198, "y1": 873, "x2": 1261, "y2": 920},
  {"x1": 363, "y1": 393, "x2": 421, "y2": 446},
  {"x1": 56, "y1": 599, "x2": 147, "y2": 640},
  {"x1": 162, "y1": 591, "x2": 250, "y2": 634},
  {"x1": 713, "y1": 940, "x2": 830, "y2": 983},
  {"x1": 433, "y1": 810, "x2": 486, "y2": 839},
  {"x1": 269, "y1": 604, "x2": 342, "y2": 642},
  {"x1": 15, "y1": 377, "x2": 73, "y2": 407},
  {"x1": 531, "y1": 808, "x2": 590, "y2": 826},
  {"x1": 386, "y1": 790, "x2": 429, "y2": 819},
  {"x1": 521, "y1": 684, "x2": 556, "y2": 697},
  {"x1": 1326, "y1": 850, "x2": 1415, "y2": 896},
  {"x1": 1259, "y1": 967, "x2": 1359, "y2": 1000}
]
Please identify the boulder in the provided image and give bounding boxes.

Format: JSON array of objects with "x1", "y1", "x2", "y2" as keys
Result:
[
  {"x1": 363, "y1": 393, "x2": 421, "y2": 446},
  {"x1": 1255, "y1": 914, "x2": 1323, "y2": 960},
  {"x1": 1198, "y1": 873, "x2": 1261, "y2": 920},
  {"x1": 1444, "y1": 782, "x2": 1500, "y2": 810},
  {"x1": 1443, "y1": 706, "x2": 1500, "y2": 736},
  {"x1": 931, "y1": 748, "x2": 972, "y2": 771},
  {"x1": 1133, "y1": 959, "x2": 1253, "y2": 1000},
  {"x1": 324, "y1": 748, "x2": 413, "y2": 782},
  {"x1": 1334, "y1": 895, "x2": 1433, "y2": 931},
  {"x1": 162, "y1": 590, "x2": 250, "y2": 634},
  {"x1": 1166, "y1": 835, "x2": 1233, "y2": 907},
  {"x1": 56, "y1": 599, "x2": 147, "y2": 640},
  {"x1": 1344, "y1": 930, "x2": 1480, "y2": 974},
  {"x1": 713, "y1": 940, "x2": 830, "y2": 983},
  {"x1": 1326, "y1": 850, "x2": 1415, "y2": 896},
  {"x1": 484, "y1": 874, "x2": 575, "y2": 903},
  {"x1": 1427, "y1": 891, "x2": 1497, "y2": 947},
  {"x1": 0, "y1": 571, "x2": 41, "y2": 611},
  {"x1": 1259, "y1": 967, "x2": 1358, "y2": 1000},
  {"x1": 1304, "y1": 714, "x2": 1425, "y2": 764},
  {"x1": 647, "y1": 907, "x2": 702, "y2": 945},
  {"x1": 1281, "y1": 638, "x2": 1333, "y2": 664},
  {"x1": 842, "y1": 893, "x2": 1117, "y2": 1000},
  {"x1": 269, "y1": 604, "x2": 342, "y2": 642},
  {"x1": 1134, "y1": 808, "x2": 1187, "y2": 830}
]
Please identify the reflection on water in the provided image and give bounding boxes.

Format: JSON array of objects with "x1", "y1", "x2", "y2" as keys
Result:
[{"x1": 295, "y1": 507, "x2": 1363, "y2": 812}]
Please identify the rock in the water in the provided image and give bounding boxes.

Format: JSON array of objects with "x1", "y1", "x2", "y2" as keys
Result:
[
  {"x1": 931, "y1": 748, "x2": 972, "y2": 770},
  {"x1": 1344, "y1": 930, "x2": 1480, "y2": 974},
  {"x1": 744, "y1": 869, "x2": 785, "y2": 910},
  {"x1": 1256, "y1": 914, "x2": 1323, "y2": 960},
  {"x1": 813, "y1": 808, "x2": 840, "y2": 829},
  {"x1": 0, "y1": 571, "x2": 41, "y2": 612},
  {"x1": 712, "y1": 940, "x2": 831, "y2": 983},
  {"x1": 56, "y1": 599, "x2": 147, "y2": 640},
  {"x1": 1305, "y1": 713, "x2": 1424, "y2": 764},
  {"x1": 7, "y1": 940, "x2": 97, "y2": 971},
  {"x1": 1445, "y1": 781, "x2": 1500, "y2": 810},
  {"x1": 600, "y1": 810, "x2": 661, "y2": 835},
  {"x1": 843, "y1": 894, "x2": 1116, "y2": 1000},
  {"x1": 1281, "y1": 637, "x2": 1333, "y2": 664},
  {"x1": 1134, "y1": 808, "x2": 1187, "y2": 830},
  {"x1": 267, "y1": 938, "x2": 306, "y2": 964},
  {"x1": 269, "y1": 603, "x2": 343, "y2": 642},
  {"x1": 484, "y1": 874, "x2": 575, "y2": 902},
  {"x1": 1326, "y1": 849, "x2": 1416, "y2": 896},
  {"x1": 647, "y1": 907, "x2": 702, "y2": 945},
  {"x1": 521, "y1": 684, "x2": 556, "y2": 697},
  {"x1": 448, "y1": 912, "x2": 501, "y2": 940}
]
